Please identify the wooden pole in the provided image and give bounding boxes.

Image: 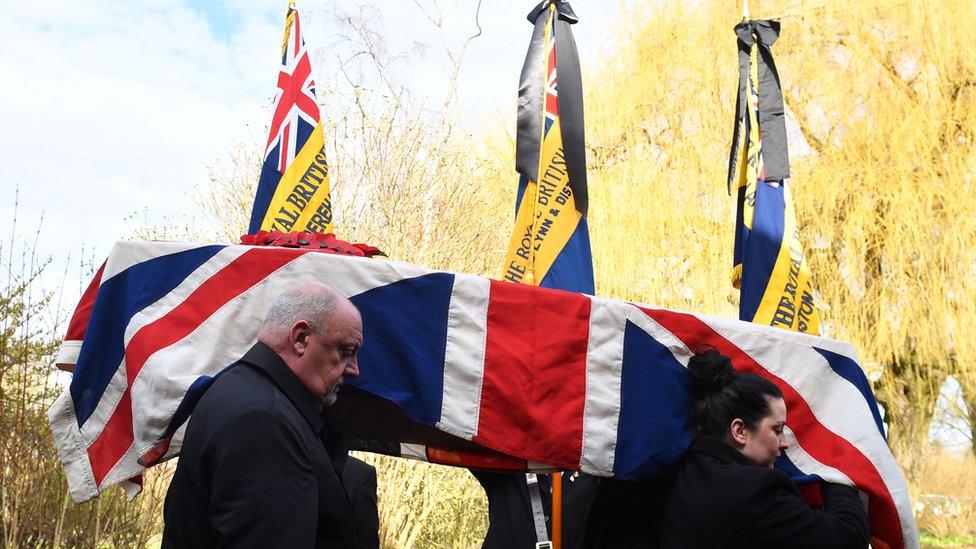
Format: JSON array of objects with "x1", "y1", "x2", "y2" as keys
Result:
[
  {"x1": 545, "y1": 3, "x2": 563, "y2": 546},
  {"x1": 743, "y1": 0, "x2": 751, "y2": 19},
  {"x1": 552, "y1": 471, "x2": 563, "y2": 549}
]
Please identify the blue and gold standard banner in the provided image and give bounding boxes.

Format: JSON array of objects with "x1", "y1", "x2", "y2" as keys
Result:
[
  {"x1": 501, "y1": 0, "x2": 594, "y2": 294},
  {"x1": 248, "y1": 4, "x2": 334, "y2": 235},
  {"x1": 729, "y1": 20, "x2": 820, "y2": 335}
]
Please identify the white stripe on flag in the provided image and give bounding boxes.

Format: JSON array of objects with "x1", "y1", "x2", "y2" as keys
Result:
[
  {"x1": 580, "y1": 302, "x2": 694, "y2": 475},
  {"x1": 704, "y1": 316, "x2": 878, "y2": 446},
  {"x1": 55, "y1": 340, "x2": 82, "y2": 369},
  {"x1": 124, "y1": 251, "x2": 451, "y2": 468},
  {"x1": 436, "y1": 274, "x2": 490, "y2": 440},
  {"x1": 271, "y1": 246, "x2": 441, "y2": 300},
  {"x1": 625, "y1": 308, "x2": 693, "y2": 369},
  {"x1": 47, "y1": 391, "x2": 99, "y2": 502},
  {"x1": 101, "y1": 241, "x2": 216, "y2": 283},
  {"x1": 78, "y1": 364, "x2": 129, "y2": 443},
  {"x1": 99, "y1": 443, "x2": 142, "y2": 492},
  {"x1": 782, "y1": 425, "x2": 853, "y2": 486},
  {"x1": 123, "y1": 246, "x2": 251, "y2": 345},
  {"x1": 707, "y1": 317, "x2": 898, "y2": 478},
  {"x1": 778, "y1": 426, "x2": 921, "y2": 543},
  {"x1": 580, "y1": 297, "x2": 626, "y2": 473},
  {"x1": 80, "y1": 246, "x2": 250, "y2": 442}
]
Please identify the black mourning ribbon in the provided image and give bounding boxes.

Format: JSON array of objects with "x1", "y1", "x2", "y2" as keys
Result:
[
  {"x1": 727, "y1": 19, "x2": 791, "y2": 193},
  {"x1": 516, "y1": 0, "x2": 588, "y2": 216}
]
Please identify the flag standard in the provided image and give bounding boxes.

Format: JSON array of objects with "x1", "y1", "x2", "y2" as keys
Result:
[
  {"x1": 248, "y1": 4, "x2": 334, "y2": 235},
  {"x1": 729, "y1": 20, "x2": 819, "y2": 334},
  {"x1": 502, "y1": 0, "x2": 593, "y2": 294}
]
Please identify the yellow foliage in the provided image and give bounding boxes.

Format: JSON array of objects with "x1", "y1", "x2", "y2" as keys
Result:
[
  {"x1": 141, "y1": 0, "x2": 976, "y2": 542},
  {"x1": 356, "y1": 453, "x2": 487, "y2": 548},
  {"x1": 583, "y1": 0, "x2": 976, "y2": 371},
  {"x1": 575, "y1": 0, "x2": 976, "y2": 463}
]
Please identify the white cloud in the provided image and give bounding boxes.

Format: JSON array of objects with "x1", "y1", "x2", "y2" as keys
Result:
[
  {"x1": 0, "y1": 0, "x2": 281, "y2": 301},
  {"x1": 0, "y1": 0, "x2": 622, "y2": 311}
]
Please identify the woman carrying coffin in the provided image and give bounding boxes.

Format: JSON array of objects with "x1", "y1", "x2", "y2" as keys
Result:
[{"x1": 658, "y1": 349, "x2": 869, "y2": 548}]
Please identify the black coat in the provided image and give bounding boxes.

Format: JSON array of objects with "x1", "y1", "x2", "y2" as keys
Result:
[
  {"x1": 162, "y1": 343, "x2": 359, "y2": 548},
  {"x1": 472, "y1": 470, "x2": 553, "y2": 549},
  {"x1": 574, "y1": 473, "x2": 666, "y2": 548},
  {"x1": 659, "y1": 438, "x2": 869, "y2": 549},
  {"x1": 342, "y1": 457, "x2": 379, "y2": 549},
  {"x1": 472, "y1": 470, "x2": 610, "y2": 549}
]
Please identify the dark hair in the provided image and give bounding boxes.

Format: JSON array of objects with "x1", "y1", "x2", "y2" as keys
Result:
[{"x1": 688, "y1": 349, "x2": 783, "y2": 440}]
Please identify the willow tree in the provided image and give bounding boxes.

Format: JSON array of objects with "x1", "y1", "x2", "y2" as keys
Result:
[
  {"x1": 579, "y1": 0, "x2": 976, "y2": 469},
  {"x1": 782, "y1": 0, "x2": 976, "y2": 468}
]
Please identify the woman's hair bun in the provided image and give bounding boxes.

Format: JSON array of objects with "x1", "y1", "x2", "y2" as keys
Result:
[
  {"x1": 687, "y1": 348, "x2": 736, "y2": 398},
  {"x1": 686, "y1": 347, "x2": 783, "y2": 439}
]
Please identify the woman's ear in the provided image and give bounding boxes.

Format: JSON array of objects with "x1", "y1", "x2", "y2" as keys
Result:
[{"x1": 729, "y1": 418, "x2": 748, "y2": 445}]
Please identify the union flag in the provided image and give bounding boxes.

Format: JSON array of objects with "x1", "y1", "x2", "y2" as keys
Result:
[{"x1": 248, "y1": 3, "x2": 334, "y2": 235}]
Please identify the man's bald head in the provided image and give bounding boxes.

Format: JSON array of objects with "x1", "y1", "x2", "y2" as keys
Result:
[
  {"x1": 258, "y1": 282, "x2": 363, "y2": 410},
  {"x1": 259, "y1": 282, "x2": 342, "y2": 343}
]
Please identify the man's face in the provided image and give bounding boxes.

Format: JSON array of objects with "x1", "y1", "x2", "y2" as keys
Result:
[{"x1": 297, "y1": 302, "x2": 363, "y2": 406}]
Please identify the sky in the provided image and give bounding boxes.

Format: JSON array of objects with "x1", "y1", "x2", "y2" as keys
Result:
[{"x1": 0, "y1": 0, "x2": 624, "y2": 309}]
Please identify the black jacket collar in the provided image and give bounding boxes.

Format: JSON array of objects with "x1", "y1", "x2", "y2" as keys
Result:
[
  {"x1": 240, "y1": 342, "x2": 324, "y2": 434},
  {"x1": 689, "y1": 437, "x2": 761, "y2": 468}
]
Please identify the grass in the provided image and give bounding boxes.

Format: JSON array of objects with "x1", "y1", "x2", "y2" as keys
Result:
[
  {"x1": 921, "y1": 533, "x2": 976, "y2": 548},
  {"x1": 913, "y1": 449, "x2": 976, "y2": 539}
]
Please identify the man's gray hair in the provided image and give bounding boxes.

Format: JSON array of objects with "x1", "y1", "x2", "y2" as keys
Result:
[{"x1": 262, "y1": 284, "x2": 339, "y2": 334}]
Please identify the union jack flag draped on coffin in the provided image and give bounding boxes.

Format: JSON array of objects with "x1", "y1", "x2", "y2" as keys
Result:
[
  {"x1": 248, "y1": 4, "x2": 335, "y2": 235},
  {"x1": 49, "y1": 241, "x2": 917, "y2": 549}
]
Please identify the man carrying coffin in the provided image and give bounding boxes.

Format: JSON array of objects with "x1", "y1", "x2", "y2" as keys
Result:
[{"x1": 163, "y1": 282, "x2": 365, "y2": 547}]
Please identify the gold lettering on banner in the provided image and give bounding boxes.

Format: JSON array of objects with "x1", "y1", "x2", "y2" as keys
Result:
[
  {"x1": 505, "y1": 223, "x2": 536, "y2": 283},
  {"x1": 501, "y1": 126, "x2": 580, "y2": 286},
  {"x1": 503, "y1": 261, "x2": 527, "y2": 283},
  {"x1": 307, "y1": 197, "x2": 333, "y2": 233},
  {"x1": 270, "y1": 148, "x2": 331, "y2": 232},
  {"x1": 274, "y1": 207, "x2": 300, "y2": 232},
  {"x1": 770, "y1": 228, "x2": 811, "y2": 331},
  {"x1": 797, "y1": 290, "x2": 815, "y2": 333},
  {"x1": 528, "y1": 147, "x2": 572, "y2": 251}
]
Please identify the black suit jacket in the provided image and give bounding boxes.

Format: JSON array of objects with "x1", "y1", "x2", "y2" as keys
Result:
[
  {"x1": 473, "y1": 470, "x2": 603, "y2": 549},
  {"x1": 473, "y1": 470, "x2": 553, "y2": 548},
  {"x1": 659, "y1": 438, "x2": 869, "y2": 549},
  {"x1": 162, "y1": 343, "x2": 359, "y2": 548},
  {"x1": 572, "y1": 473, "x2": 665, "y2": 548},
  {"x1": 342, "y1": 457, "x2": 379, "y2": 549}
]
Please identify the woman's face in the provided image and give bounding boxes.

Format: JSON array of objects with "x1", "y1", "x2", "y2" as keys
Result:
[{"x1": 739, "y1": 396, "x2": 789, "y2": 468}]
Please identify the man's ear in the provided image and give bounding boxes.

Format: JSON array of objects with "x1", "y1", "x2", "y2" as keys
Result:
[
  {"x1": 729, "y1": 418, "x2": 748, "y2": 445},
  {"x1": 290, "y1": 320, "x2": 311, "y2": 356}
]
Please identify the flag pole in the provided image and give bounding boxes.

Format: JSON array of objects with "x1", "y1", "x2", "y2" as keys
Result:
[
  {"x1": 743, "y1": 0, "x2": 750, "y2": 19},
  {"x1": 552, "y1": 471, "x2": 563, "y2": 548},
  {"x1": 542, "y1": 4, "x2": 563, "y2": 541}
]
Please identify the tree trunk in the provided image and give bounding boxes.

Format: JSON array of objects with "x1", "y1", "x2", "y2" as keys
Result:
[
  {"x1": 878, "y1": 361, "x2": 947, "y2": 480},
  {"x1": 957, "y1": 372, "x2": 976, "y2": 459}
]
